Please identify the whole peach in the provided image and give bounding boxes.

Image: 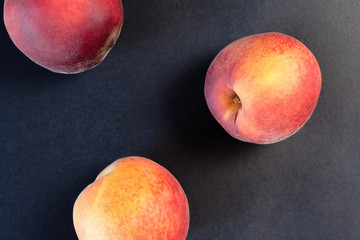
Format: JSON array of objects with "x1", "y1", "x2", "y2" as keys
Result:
[
  {"x1": 73, "y1": 156, "x2": 189, "y2": 240},
  {"x1": 204, "y1": 32, "x2": 322, "y2": 144},
  {"x1": 4, "y1": 0, "x2": 123, "y2": 74}
]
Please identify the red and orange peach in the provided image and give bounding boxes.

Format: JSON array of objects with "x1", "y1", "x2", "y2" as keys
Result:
[
  {"x1": 205, "y1": 32, "x2": 322, "y2": 144},
  {"x1": 4, "y1": 0, "x2": 123, "y2": 73},
  {"x1": 73, "y1": 156, "x2": 189, "y2": 240}
]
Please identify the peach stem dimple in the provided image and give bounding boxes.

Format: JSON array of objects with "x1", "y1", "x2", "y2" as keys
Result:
[
  {"x1": 233, "y1": 95, "x2": 241, "y2": 104},
  {"x1": 232, "y1": 95, "x2": 242, "y2": 126}
]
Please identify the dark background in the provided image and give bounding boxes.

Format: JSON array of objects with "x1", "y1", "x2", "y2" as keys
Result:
[{"x1": 1, "y1": 0, "x2": 360, "y2": 239}]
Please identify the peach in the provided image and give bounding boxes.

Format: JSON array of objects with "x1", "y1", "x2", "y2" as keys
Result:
[
  {"x1": 73, "y1": 156, "x2": 189, "y2": 240},
  {"x1": 204, "y1": 32, "x2": 322, "y2": 144},
  {"x1": 3, "y1": 0, "x2": 123, "y2": 74}
]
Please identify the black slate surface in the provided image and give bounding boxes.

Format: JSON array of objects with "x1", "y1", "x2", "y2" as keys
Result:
[{"x1": 1, "y1": 0, "x2": 360, "y2": 239}]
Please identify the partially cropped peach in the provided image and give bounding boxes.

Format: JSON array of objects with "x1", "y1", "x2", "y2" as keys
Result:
[
  {"x1": 204, "y1": 32, "x2": 322, "y2": 144},
  {"x1": 4, "y1": 0, "x2": 123, "y2": 74},
  {"x1": 73, "y1": 156, "x2": 189, "y2": 240}
]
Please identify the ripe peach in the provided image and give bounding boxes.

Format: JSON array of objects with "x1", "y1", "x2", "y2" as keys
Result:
[
  {"x1": 73, "y1": 156, "x2": 189, "y2": 240},
  {"x1": 204, "y1": 32, "x2": 322, "y2": 144},
  {"x1": 4, "y1": 0, "x2": 123, "y2": 74}
]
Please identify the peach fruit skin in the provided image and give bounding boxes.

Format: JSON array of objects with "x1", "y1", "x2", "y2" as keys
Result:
[
  {"x1": 204, "y1": 32, "x2": 322, "y2": 144},
  {"x1": 3, "y1": 0, "x2": 123, "y2": 74},
  {"x1": 73, "y1": 156, "x2": 189, "y2": 240}
]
